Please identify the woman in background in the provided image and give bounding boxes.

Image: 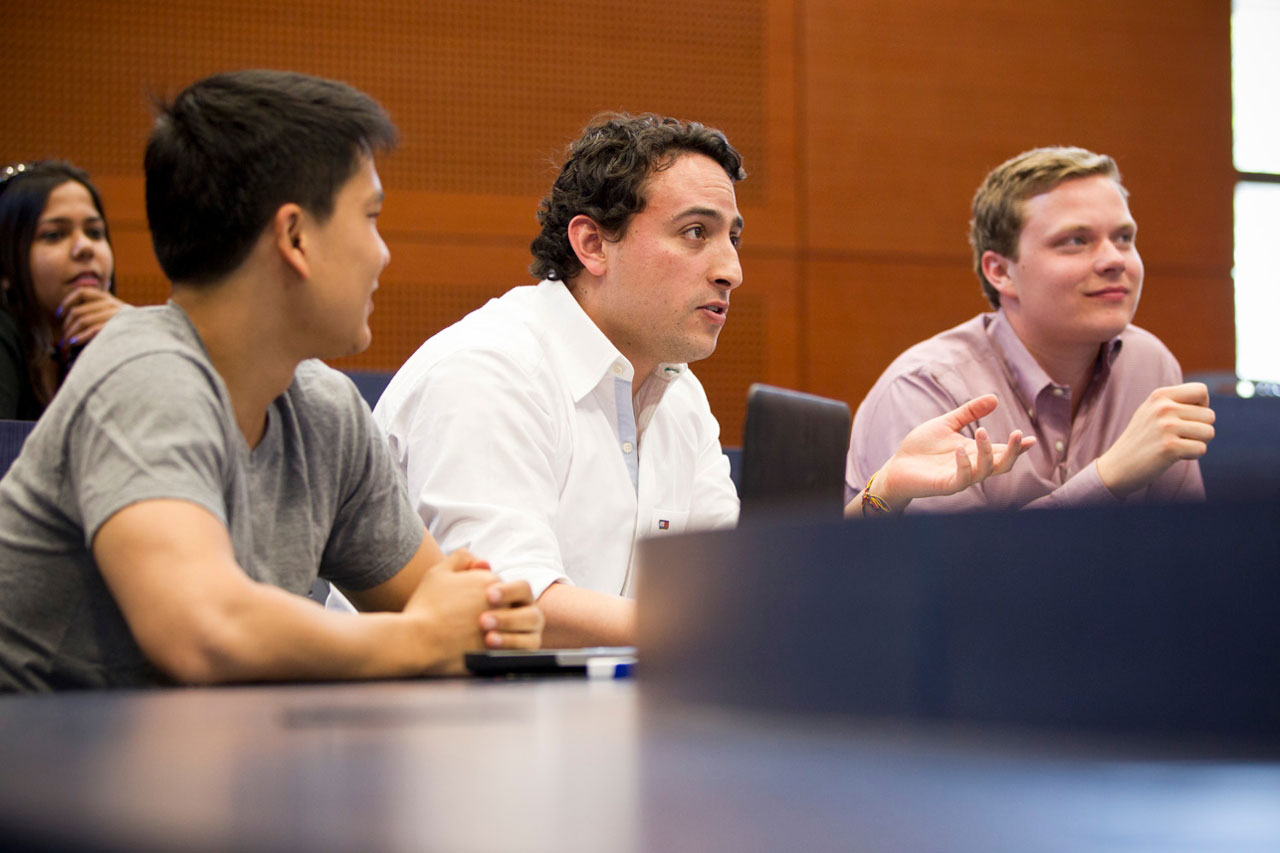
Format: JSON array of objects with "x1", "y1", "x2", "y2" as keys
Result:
[{"x1": 0, "y1": 161, "x2": 126, "y2": 419}]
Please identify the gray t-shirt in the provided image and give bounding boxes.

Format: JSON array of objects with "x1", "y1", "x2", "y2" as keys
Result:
[{"x1": 0, "y1": 304, "x2": 423, "y2": 691}]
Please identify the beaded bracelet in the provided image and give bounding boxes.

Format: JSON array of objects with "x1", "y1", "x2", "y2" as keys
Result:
[{"x1": 861, "y1": 468, "x2": 893, "y2": 515}]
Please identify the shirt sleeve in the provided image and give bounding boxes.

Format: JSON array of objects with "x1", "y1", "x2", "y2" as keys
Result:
[
  {"x1": 66, "y1": 352, "x2": 234, "y2": 544},
  {"x1": 685, "y1": 377, "x2": 740, "y2": 531},
  {"x1": 319, "y1": 378, "x2": 426, "y2": 593},
  {"x1": 1022, "y1": 460, "x2": 1119, "y2": 509},
  {"x1": 382, "y1": 348, "x2": 570, "y2": 601}
]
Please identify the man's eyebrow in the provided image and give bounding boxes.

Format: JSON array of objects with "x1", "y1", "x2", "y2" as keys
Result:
[
  {"x1": 1051, "y1": 219, "x2": 1136, "y2": 234},
  {"x1": 672, "y1": 206, "x2": 745, "y2": 230}
]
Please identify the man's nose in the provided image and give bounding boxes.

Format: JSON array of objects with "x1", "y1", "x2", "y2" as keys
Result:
[
  {"x1": 1095, "y1": 238, "x2": 1127, "y2": 274},
  {"x1": 711, "y1": 237, "x2": 743, "y2": 291}
]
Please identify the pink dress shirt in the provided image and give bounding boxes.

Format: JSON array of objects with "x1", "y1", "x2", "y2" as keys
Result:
[{"x1": 846, "y1": 310, "x2": 1204, "y2": 511}]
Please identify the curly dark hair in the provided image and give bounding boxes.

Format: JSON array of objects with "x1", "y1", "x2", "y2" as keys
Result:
[{"x1": 530, "y1": 113, "x2": 745, "y2": 282}]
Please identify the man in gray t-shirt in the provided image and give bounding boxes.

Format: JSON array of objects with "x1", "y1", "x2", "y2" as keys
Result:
[{"x1": 0, "y1": 70, "x2": 542, "y2": 692}]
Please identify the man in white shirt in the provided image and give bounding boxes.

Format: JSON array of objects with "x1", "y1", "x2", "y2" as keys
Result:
[{"x1": 375, "y1": 114, "x2": 1032, "y2": 646}]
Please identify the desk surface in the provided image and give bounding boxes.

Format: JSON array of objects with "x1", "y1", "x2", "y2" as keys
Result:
[{"x1": 2, "y1": 678, "x2": 1279, "y2": 852}]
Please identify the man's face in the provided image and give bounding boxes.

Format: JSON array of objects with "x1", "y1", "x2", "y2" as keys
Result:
[
  {"x1": 586, "y1": 152, "x2": 743, "y2": 378},
  {"x1": 303, "y1": 154, "x2": 389, "y2": 358},
  {"x1": 991, "y1": 174, "x2": 1143, "y2": 356}
]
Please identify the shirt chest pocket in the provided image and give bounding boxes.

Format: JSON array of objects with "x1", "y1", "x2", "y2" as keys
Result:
[{"x1": 647, "y1": 508, "x2": 690, "y2": 536}]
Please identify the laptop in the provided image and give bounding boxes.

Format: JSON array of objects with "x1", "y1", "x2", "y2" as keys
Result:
[
  {"x1": 465, "y1": 647, "x2": 636, "y2": 678},
  {"x1": 738, "y1": 383, "x2": 852, "y2": 521}
]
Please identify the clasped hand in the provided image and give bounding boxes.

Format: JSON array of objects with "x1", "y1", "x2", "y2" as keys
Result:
[{"x1": 409, "y1": 550, "x2": 544, "y2": 674}]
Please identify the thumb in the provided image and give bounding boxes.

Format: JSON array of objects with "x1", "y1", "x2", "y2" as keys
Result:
[{"x1": 943, "y1": 394, "x2": 998, "y2": 430}]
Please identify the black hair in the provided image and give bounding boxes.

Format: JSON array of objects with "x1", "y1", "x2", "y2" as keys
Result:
[{"x1": 145, "y1": 69, "x2": 397, "y2": 285}]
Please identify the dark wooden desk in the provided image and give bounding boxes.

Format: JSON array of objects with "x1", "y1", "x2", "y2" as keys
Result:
[{"x1": 3, "y1": 678, "x2": 1279, "y2": 851}]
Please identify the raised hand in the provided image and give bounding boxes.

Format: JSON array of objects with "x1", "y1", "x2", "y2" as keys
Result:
[
  {"x1": 58, "y1": 286, "x2": 126, "y2": 352},
  {"x1": 868, "y1": 394, "x2": 1035, "y2": 512}
]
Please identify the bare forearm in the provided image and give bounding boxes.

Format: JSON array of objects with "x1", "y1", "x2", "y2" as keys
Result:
[
  {"x1": 537, "y1": 583, "x2": 636, "y2": 647},
  {"x1": 157, "y1": 581, "x2": 464, "y2": 684}
]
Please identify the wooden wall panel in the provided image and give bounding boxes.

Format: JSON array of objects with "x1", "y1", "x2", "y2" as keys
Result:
[
  {"x1": 1, "y1": 0, "x2": 1231, "y2": 442},
  {"x1": 800, "y1": 0, "x2": 1234, "y2": 414},
  {"x1": 2, "y1": 0, "x2": 799, "y2": 441}
]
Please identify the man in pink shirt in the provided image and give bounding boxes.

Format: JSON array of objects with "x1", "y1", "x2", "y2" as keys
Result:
[{"x1": 846, "y1": 147, "x2": 1215, "y2": 512}]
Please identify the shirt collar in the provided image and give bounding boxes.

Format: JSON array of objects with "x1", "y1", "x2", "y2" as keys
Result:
[
  {"x1": 532, "y1": 280, "x2": 687, "y2": 402},
  {"x1": 987, "y1": 308, "x2": 1126, "y2": 408}
]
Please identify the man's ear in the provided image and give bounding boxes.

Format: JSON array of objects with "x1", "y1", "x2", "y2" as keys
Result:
[
  {"x1": 566, "y1": 214, "x2": 609, "y2": 278},
  {"x1": 981, "y1": 250, "x2": 1018, "y2": 304},
  {"x1": 273, "y1": 204, "x2": 308, "y2": 279}
]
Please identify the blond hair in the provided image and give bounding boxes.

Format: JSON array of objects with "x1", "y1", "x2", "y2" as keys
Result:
[{"x1": 969, "y1": 147, "x2": 1124, "y2": 307}]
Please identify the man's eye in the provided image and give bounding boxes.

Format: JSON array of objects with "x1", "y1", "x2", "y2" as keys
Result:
[{"x1": 686, "y1": 225, "x2": 705, "y2": 239}]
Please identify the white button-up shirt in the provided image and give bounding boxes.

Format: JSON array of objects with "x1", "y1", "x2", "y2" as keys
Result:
[{"x1": 373, "y1": 281, "x2": 740, "y2": 600}]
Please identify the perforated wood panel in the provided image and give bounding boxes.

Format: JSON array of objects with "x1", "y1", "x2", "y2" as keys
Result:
[
  {"x1": 3, "y1": 0, "x2": 773, "y2": 437},
  {"x1": 3, "y1": 1, "x2": 767, "y2": 202},
  {"x1": 2, "y1": 0, "x2": 1234, "y2": 443}
]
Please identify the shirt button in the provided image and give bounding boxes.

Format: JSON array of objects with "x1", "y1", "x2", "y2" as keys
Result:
[
  {"x1": 1052, "y1": 388, "x2": 1064, "y2": 397},
  {"x1": 1054, "y1": 440, "x2": 1065, "y2": 453},
  {"x1": 611, "y1": 364, "x2": 624, "y2": 376},
  {"x1": 622, "y1": 441, "x2": 634, "y2": 454}
]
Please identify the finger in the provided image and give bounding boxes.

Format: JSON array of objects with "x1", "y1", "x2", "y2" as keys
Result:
[
  {"x1": 942, "y1": 394, "x2": 998, "y2": 430},
  {"x1": 57, "y1": 288, "x2": 88, "y2": 316},
  {"x1": 61, "y1": 312, "x2": 106, "y2": 342},
  {"x1": 486, "y1": 580, "x2": 533, "y2": 607},
  {"x1": 428, "y1": 548, "x2": 478, "y2": 575},
  {"x1": 1160, "y1": 382, "x2": 1210, "y2": 405},
  {"x1": 1168, "y1": 401, "x2": 1217, "y2": 424},
  {"x1": 990, "y1": 431, "x2": 1024, "y2": 475},
  {"x1": 61, "y1": 302, "x2": 119, "y2": 341},
  {"x1": 952, "y1": 442, "x2": 972, "y2": 487},
  {"x1": 1170, "y1": 437, "x2": 1211, "y2": 460},
  {"x1": 970, "y1": 427, "x2": 994, "y2": 482},
  {"x1": 480, "y1": 604, "x2": 544, "y2": 634},
  {"x1": 1174, "y1": 420, "x2": 1216, "y2": 443},
  {"x1": 485, "y1": 627, "x2": 542, "y2": 650},
  {"x1": 442, "y1": 548, "x2": 476, "y2": 572}
]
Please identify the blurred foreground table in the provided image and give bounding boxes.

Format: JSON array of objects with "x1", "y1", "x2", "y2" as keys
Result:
[{"x1": 2, "y1": 676, "x2": 1278, "y2": 852}]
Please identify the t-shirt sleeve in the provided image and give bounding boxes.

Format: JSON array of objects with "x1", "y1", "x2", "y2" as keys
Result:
[
  {"x1": 317, "y1": 378, "x2": 425, "y2": 593},
  {"x1": 66, "y1": 351, "x2": 234, "y2": 545}
]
